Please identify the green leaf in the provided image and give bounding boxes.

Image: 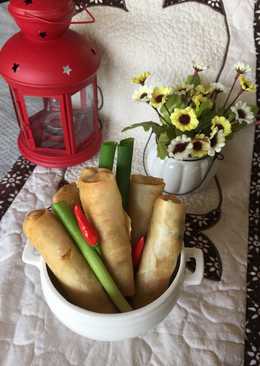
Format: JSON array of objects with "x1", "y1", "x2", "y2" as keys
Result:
[
  {"x1": 159, "y1": 109, "x2": 171, "y2": 125},
  {"x1": 157, "y1": 132, "x2": 170, "y2": 159},
  {"x1": 175, "y1": 129, "x2": 184, "y2": 137},
  {"x1": 249, "y1": 105, "x2": 259, "y2": 115},
  {"x1": 165, "y1": 94, "x2": 184, "y2": 112},
  {"x1": 186, "y1": 74, "x2": 201, "y2": 87},
  {"x1": 122, "y1": 122, "x2": 163, "y2": 139},
  {"x1": 195, "y1": 110, "x2": 216, "y2": 134},
  {"x1": 159, "y1": 94, "x2": 186, "y2": 126},
  {"x1": 165, "y1": 127, "x2": 177, "y2": 140},
  {"x1": 196, "y1": 99, "x2": 213, "y2": 117},
  {"x1": 225, "y1": 110, "x2": 236, "y2": 122}
]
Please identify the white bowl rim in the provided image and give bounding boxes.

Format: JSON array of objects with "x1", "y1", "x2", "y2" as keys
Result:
[{"x1": 40, "y1": 247, "x2": 186, "y2": 320}]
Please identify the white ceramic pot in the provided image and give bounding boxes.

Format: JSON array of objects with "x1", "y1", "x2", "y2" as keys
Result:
[
  {"x1": 22, "y1": 243, "x2": 204, "y2": 342},
  {"x1": 145, "y1": 135, "x2": 219, "y2": 195}
]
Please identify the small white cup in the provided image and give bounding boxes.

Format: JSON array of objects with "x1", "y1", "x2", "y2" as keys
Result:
[{"x1": 22, "y1": 243, "x2": 204, "y2": 341}]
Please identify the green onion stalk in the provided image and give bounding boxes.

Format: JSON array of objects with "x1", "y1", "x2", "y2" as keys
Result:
[
  {"x1": 116, "y1": 138, "x2": 134, "y2": 211},
  {"x1": 52, "y1": 201, "x2": 132, "y2": 313},
  {"x1": 99, "y1": 141, "x2": 117, "y2": 171}
]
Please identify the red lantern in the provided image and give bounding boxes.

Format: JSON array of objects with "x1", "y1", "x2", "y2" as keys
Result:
[{"x1": 0, "y1": 0, "x2": 102, "y2": 168}]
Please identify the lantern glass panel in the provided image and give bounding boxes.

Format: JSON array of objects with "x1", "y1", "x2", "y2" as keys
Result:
[
  {"x1": 24, "y1": 96, "x2": 65, "y2": 149},
  {"x1": 71, "y1": 83, "x2": 95, "y2": 148}
]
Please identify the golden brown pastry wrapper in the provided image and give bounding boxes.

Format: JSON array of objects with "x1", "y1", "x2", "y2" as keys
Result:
[
  {"x1": 52, "y1": 183, "x2": 80, "y2": 209},
  {"x1": 128, "y1": 175, "x2": 165, "y2": 242},
  {"x1": 78, "y1": 168, "x2": 135, "y2": 296},
  {"x1": 133, "y1": 195, "x2": 185, "y2": 308},
  {"x1": 23, "y1": 209, "x2": 116, "y2": 313}
]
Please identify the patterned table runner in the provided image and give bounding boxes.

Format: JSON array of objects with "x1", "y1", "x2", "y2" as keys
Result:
[{"x1": 0, "y1": 0, "x2": 259, "y2": 364}]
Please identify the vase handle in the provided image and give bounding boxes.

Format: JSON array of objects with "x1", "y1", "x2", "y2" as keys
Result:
[
  {"x1": 143, "y1": 132, "x2": 154, "y2": 176},
  {"x1": 22, "y1": 241, "x2": 41, "y2": 271},
  {"x1": 184, "y1": 247, "x2": 204, "y2": 286}
]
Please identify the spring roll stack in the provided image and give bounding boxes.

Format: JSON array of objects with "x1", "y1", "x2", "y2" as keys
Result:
[
  {"x1": 23, "y1": 161, "x2": 186, "y2": 313},
  {"x1": 78, "y1": 168, "x2": 135, "y2": 297},
  {"x1": 133, "y1": 195, "x2": 185, "y2": 308},
  {"x1": 23, "y1": 209, "x2": 116, "y2": 313},
  {"x1": 128, "y1": 175, "x2": 165, "y2": 243}
]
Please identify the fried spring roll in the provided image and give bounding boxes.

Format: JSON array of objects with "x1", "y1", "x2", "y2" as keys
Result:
[
  {"x1": 128, "y1": 175, "x2": 165, "y2": 242},
  {"x1": 133, "y1": 195, "x2": 185, "y2": 308},
  {"x1": 23, "y1": 209, "x2": 116, "y2": 313},
  {"x1": 52, "y1": 183, "x2": 80, "y2": 209},
  {"x1": 78, "y1": 168, "x2": 135, "y2": 296}
]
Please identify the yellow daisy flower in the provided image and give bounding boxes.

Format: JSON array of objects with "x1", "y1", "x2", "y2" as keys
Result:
[
  {"x1": 170, "y1": 107, "x2": 199, "y2": 132},
  {"x1": 211, "y1": 116, "x2": 232, "y2": 137},
  {"x1": 192, "y1": 94, "x2": 213, "y2": 110},
  {"x1": 150, "y1": 87, "x2": 173, "y2": 108},
  {"x1": 191, "y1": 134, "x2": 210, "y2": 158},
  {"x1": 132, "y1": 86, "x2": 150, "y2": 102},
  {"x1": 174, "y1": 83, "x2": 194, "y2": 96},
  {"x1": 239, "y1": 75, "x2": 256, "y2": 92},
  {"x1": 195, "y1": 84, "x2": 214, "y2": 95},
  {"x1": 131, "y1": 72, "x2": 151, "y2": 85}
]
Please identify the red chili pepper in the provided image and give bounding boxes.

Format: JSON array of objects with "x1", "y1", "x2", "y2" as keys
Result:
[
  {"x1": 132, "y1": 236, "x2": 145, "y2": 269},
  {"x1": 74, "y1": 204, "x2": 100, "y2": 247}
]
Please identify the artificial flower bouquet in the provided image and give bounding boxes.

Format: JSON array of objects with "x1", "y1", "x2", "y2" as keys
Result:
[{"x1": 123, "y1": 63, "x2": 257, "y2": 160}]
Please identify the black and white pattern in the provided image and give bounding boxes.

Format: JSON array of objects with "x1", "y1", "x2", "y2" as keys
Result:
[
  {"x1": 163, "y1": 0, "x2": 224, "y2": 15},
  {"x1": 244, "y1": 2, "x2": 260, "y2": 365},
  {"x1": 84, "y1": 0, "x2": 127, "y2": 11},
  {"x1": 0, "y1": 0, "x2": 256, "y2": 364},
  {"x1": 185, "y1": 201, "x2": 223, "y2": 281},
  {"x1": 0, "y1": 156, "x2": 35, "y2": 221}
]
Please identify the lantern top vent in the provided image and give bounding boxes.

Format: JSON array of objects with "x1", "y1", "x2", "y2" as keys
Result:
[
  {"x1": 0, "y1": 0, "x2": 101, "y2": 93},
  {"x1": 9, "y1": 0, "x2": 74, "y2": 19},
  {"x1": 9, "y1": 0, "x2": 75, "y2": 39}
]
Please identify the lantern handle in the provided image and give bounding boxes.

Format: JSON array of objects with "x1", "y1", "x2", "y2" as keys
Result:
[
  {"x1": 19, "y1": 7, "x2": 95, "y2": 26},
  {"x1": 71, "y1": 8, "x2": 96, "y2": 24},
  {"x1": 97, "y1": 86, "x2": 104, "y2": 111}
]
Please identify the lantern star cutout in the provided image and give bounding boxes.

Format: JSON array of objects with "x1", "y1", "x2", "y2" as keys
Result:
[
  {"x1": 39, "y1": 32, "x2": 47, "y2": 39},
  {"x1": 12, "y1": 63, "x2": 20, "y2": 73},
  {"x1": 63, "y1": 65, "x2": 72, "y2": 76}
]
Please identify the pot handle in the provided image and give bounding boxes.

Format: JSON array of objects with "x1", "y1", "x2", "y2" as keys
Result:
[
  {"x1": 184, "y1": 247, "x2": 204, "y2": 286},
  {"x1": 22, "y1": 241, "x2": 41, "y2": 271}
]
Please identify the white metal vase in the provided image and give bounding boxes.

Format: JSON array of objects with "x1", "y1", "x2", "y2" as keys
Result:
[{"x1": 144, "y1": 135, "x2": 218, "y2": 195}]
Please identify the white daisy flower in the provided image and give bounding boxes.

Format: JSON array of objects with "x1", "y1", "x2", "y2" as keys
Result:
[
  {"x1": 234, "y1": 62, "x2": 252, "y2": 74},
  {"x1": 132, "y1": 86, "x2": 150, "y2": 103},
  {"x1": 211, "y1": 82, "x2": 226, "y2": 93},
  {"x1": 208, "y1": 128, "x2": 225, "y2": 156},
  {"x1": 89, "y1": 0, "x2": 104, "y2": 4},
  {"x1": 208, "y1": 0, "x2": 221, "y2": 8},
  {"x1": 174, "y1": 83, "x2": 194, "y2": 95},
  {"x1": 192, "y1": 61, "x2": 209, "y2": 72},
  {"x1": 167, "y1": 135, "x2": 193, "y2": 160},
  {"x1": 231, "y1": 101, "x2": 255, "y2": 124}
]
